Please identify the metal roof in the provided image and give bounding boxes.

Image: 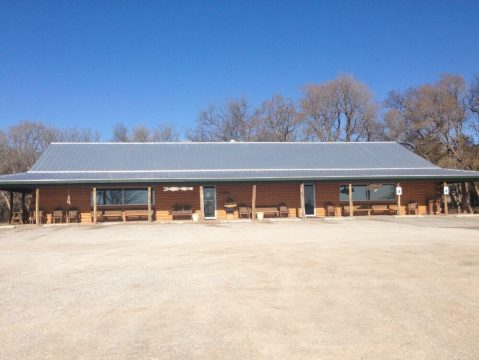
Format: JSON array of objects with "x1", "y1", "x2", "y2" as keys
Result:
[{"x1": 1, "y1": 142, "x2": 479, "y2": 187}]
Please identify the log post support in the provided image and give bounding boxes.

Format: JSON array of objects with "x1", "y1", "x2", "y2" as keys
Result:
[
  {"x1": 21, "y1": 192, "x2": 26, "y2": 224},
  {"x1": 443, "y1": 182, "x2": 448, "y2": 216},
  {"x1": 92, "y1": 187, "x2": 97, "y2": 224},
  {"x1": 348, "y1": 184, "x2": 353, "y2": 217},
  {"x1": 9, "y1": 191, "x2": 13, "y2": 224},
  {"x1": 252, "y1": 184, "x2": 256, "y2": 220},
  {"x1": 147, "y1": 186, "x2": 152, "y2": 222},
  {"x1": 35, "y1": 188, "x2": 40, "y2": 225},
  {"x1": 199, "y1": 186, "x2": 204, "y2": 220},
  {"x1": 396, "y1": 182, "x2": 401, "y2": 216},
  {"x1": 300, "y1": 183, "x2": 305, "y2": 220}
]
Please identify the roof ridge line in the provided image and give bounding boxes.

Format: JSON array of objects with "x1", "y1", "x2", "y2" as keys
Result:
[
  {"x1": 27, "y1": 167, "x2": 439, "y2": 173},
  {"x1": 49, "y1": 141, "x2": 398, "y2": 145}
]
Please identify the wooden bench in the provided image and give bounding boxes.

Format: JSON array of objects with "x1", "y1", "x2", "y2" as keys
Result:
[
  {"x1": 343, "y1": 205, "x2": 371, "y2": 216},
  {"x1": 255, "y1": 206, "x2": 279, "y2": 218},
  {"x1": 172, "y1": 208, "x2": 193, "y2": 220},
  {"x1": 371, "y1": 204, "x2": 397, "y2": 215},
  {"x1": 125, "y1": 209, "x2": 151, "y2": 221},
  {"x1": 102, "y1": 210, "x2": 123, "y2": 221}
]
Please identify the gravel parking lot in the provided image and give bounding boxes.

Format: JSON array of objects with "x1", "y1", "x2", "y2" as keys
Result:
[{"x1": 1, "y1": 217, "x2": 479, "y2": 359}]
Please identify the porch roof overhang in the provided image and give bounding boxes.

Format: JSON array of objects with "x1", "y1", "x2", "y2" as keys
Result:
[{"x1": 1, "y1": 167, "x2": 479, "y2": 189}]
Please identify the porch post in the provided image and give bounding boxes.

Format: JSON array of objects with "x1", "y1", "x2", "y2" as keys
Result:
[
  {"x1": 443, "y1": 182, "x2": 448, "y2": 216},
  {"x1": 92, "y1": 187, "x2": 97, "y2": 224},
  {"x1": 9, "y1": 191, "x2": 13, "y2": 224},
  {"x1": 251, "y1": 184, "x2": 256, "y2": 220},
  {"x1": 21, "y1": 192, "x2": 26, "y2": 224},
  {"x1": 396, "y1": 182, "x2": 401, "y2": 216},
  {"x1": 300, "y1": 183, "x2": 305, "y2": 220},
  {"x1": 199, "y1": 186, "x2": 204, "y2": 220},
  {"x1": 35, "y1": 188, "x2": 40, "y2": 225},
  {"x1": 348, "y1": 184, "x2": 353, "y2": 217},
  {"x1": 147, "y1": 186, "x2": 152, "y2": 222}
]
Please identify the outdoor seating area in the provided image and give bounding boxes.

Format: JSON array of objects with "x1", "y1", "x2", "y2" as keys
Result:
[
  {"x1": 9, "y1": 208, "x2": 79, "y2": 225},
  {"x1": 342, "y1": 204, "x2": 399, "y2": 216},
  {"x1": 92, "y1": 208, "x2": 155, "y2": 222},
  {"x1": 20, "y1": 207, "x2": 81, "y2": 224}
]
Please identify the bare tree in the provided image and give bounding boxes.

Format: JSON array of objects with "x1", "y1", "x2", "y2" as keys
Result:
[
  {"x1": 151, "y1": 124, "x2": 179, "y2": 142},
  {"x1": 3, "y1": 121, "x2": 57, "y2": 174},
  {"x1": 383, "y1": 74, "x2": 478, "y2": 212},
  {"x1": 187, "y1": 98, "x2": 255, "y2": 141},
  {"x1": 112, "y1": 123, "x2": 130, "y2": 142},
  {"x1": 132, "y1": 126, "x2": 151, "y2": 142},
  {"x1": 254, "y1": 95, "x2": 300, "y2": 141},
  {"x1": 301, "y1": 82, "x2": 342, "y2": 141},
  {"x1": 300, "y1": 74, "x2": 378, "y2": 141},
  {"x1": 0, "y1": 121, "x2": 101, "y2": 219},
  {"x1": 60, "y1": 127, "x2": 100, "y2": 142},
  {"x1": 467, "y1": 75, "x2": 479, "y2": 141}
]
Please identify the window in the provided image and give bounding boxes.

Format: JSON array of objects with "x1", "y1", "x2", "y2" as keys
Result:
[
  {"x1": 97, "y1": 189, "x2": 123, "y2": 205},
  {"x1": 124, "y1": 189, "x2": 149, "y2": 205},
  {"x1": 92, "y1": 188, "x2": 154, "y2": 206},
  {"x1": 339, "y1": 184, "x2": 395, "y2": 202}
]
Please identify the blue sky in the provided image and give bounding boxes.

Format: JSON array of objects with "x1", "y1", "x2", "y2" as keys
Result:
[{"x1": 0, "y1": 0, "x2": 478, "y2": 138}]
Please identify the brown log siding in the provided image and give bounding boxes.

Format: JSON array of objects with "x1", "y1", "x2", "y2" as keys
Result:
[
  {"x1": 35, "y1": 181, "x2": 439, "y2": 222},
  {"x1": 35, "y1": 187, "x2": 92, "y2": 223}
]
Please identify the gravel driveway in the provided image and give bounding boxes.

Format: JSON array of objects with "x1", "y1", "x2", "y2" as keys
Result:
[{"x1": 1, "y1": 217, "x2": 478, "y2": 359}]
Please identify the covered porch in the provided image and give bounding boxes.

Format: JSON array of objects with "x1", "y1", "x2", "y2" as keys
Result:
[{"x1": 3, "y1": 179, "x2": 473, "y2": 225}]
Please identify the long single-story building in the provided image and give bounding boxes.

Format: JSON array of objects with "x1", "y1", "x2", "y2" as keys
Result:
[{"x1": 1, "y1": 141, "x2": 479, "y2": 224}]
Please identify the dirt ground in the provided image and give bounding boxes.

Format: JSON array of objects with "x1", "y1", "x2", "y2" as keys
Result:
[{"x1": 0, "y1": 217, "x2": 478, "y2": 359}]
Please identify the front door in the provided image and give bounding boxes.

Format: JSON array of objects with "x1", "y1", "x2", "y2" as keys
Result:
[
  {"x1": 304, "y1": 184, "x2": 316, "y2": 216},
  {"x1": 203, "y1": 186, "x2": 216, "y2": 219}
]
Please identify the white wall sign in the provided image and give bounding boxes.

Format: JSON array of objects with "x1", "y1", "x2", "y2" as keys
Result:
[
  {"x1": 396, "y1": 186, "x2": 402, "y2": 196},
  {"x1": 163, "y1": 186, "x2": 194, "y2": 192},
  {"x1": 443, "y1": 186, "x2": 449, "y2": 195}
]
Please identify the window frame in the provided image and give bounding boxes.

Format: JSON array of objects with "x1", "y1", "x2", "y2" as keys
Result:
[
  {"x1": 339, "y1": 184, "x2": 396, "y2": 203},
  {"x1": 92, "y1": 187, "x2": 154, "y2": 207}
]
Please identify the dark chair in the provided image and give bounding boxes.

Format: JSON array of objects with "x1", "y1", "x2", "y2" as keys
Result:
[
  {"x1": 238, "y1": 206, "x2": 252, "y2": 219},
  {"x1": 52, "y1": 208, "x2": 65, "y2": 223},
  {"x1": 407, "y1": 202, "x2": 418, "y2": 215},
  {"x1": 325, "y1": 202, "x2": 336, "y2": 216},
  {"x1": 29, "y1": 209, "x2": 44, "y2": 224},
  {"x1": 278, "y1": 205, "x2": 289, "y2": 218},
  {"x1": 434, "y1": 198, "x2": 442, "y2": 215},
  {"x1": 66, "y1": 208, "x2": 80, "y2": 223}
]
